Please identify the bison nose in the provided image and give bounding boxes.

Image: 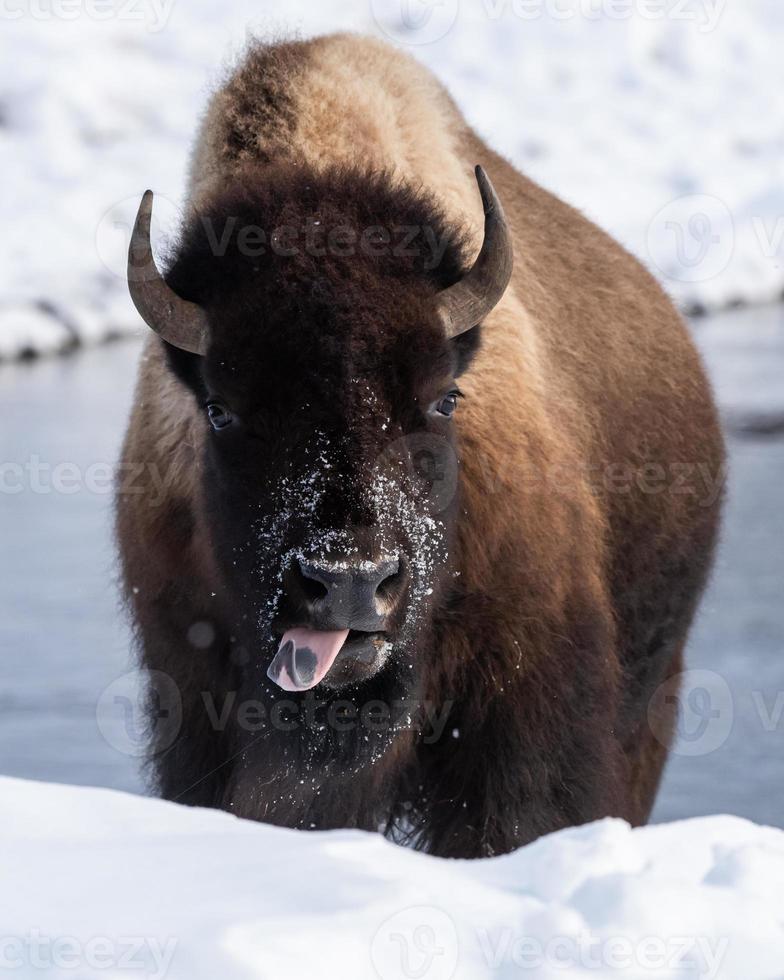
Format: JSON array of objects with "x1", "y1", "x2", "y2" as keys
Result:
[{"x1": 293, "y1": 556, "x2": 405, "y2": 632}]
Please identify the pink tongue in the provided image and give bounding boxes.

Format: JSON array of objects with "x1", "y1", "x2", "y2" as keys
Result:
[{"x1": 267, "y1": 628, "x2": 350, "y2": 692}]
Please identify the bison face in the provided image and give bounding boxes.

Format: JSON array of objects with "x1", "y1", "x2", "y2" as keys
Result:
[
  {"x1": 193, "y1": 287, "x2": 473, "y2": 703},
  {"x1": 128, "y1": 167, "x2": 510, "y2": 737}
]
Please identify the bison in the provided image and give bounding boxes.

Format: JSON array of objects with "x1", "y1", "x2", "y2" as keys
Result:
[{"x1": 116, "y1": 33, "x2": 724, "y2": 857}]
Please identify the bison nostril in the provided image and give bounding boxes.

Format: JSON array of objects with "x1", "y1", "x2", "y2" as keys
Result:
[
  {"x1": 301, "y1": 575, "x2": 328, "y2": 603},
  {"x1": 374, "y1": 560, "x2": 408, "y2": 609},
  {"x1": 376, "y1": 567, "x2": 401, "y2": 599}
]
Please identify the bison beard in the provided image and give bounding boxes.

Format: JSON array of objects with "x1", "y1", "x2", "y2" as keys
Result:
[{"x1": 116, "y1": 33, "x2": 724, "y2": 857}]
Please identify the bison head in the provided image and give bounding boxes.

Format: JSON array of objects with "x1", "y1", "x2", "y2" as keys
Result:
[{"x1": 128, "y1": 165, "x2": 511, "y2": 736}]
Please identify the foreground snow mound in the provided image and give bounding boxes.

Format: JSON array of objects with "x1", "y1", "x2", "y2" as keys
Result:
[{"x1": 1, "y1": 778, "x2": 783, "y2": 978}]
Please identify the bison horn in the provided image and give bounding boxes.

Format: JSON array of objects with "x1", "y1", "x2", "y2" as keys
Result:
[
  {"x1": 436, "y1": 165, "x2": 514, "y2": 338},
  {"x1": 127, "y1": 190, "x2": 210, "y2": 356}
]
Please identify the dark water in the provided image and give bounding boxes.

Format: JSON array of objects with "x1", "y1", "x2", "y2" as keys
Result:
[
  {"x1": 0, "y1": 309, "x2": 782, "y2": 825},
  {"x1": 0, "y1": 339, "x2": 145, "y2": 792},
  {"x1": 651, "y1": 306, "x2": 784, "y2": 826}
]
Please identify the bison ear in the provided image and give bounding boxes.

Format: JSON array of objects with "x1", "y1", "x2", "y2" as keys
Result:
[{"x1": 451, "y1": 323, "x2": 482, "y2": 377}]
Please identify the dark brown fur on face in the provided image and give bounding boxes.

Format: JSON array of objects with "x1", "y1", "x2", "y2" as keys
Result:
[{"x1": 116, "y1": 33, "x2": 725, "y2": 857}]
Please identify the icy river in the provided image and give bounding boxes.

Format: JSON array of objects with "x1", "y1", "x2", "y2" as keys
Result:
[{"x1": 1, "y1": 306, "x2": 782, "y2": 826}]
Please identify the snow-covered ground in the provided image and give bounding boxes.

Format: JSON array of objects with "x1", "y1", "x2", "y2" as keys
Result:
[
  {"x1": 1, "y1": 776, "x2": 783, "y2": 979},
  {"x1": 2, "y1": 0, "x2": 784, "y2": 359}
]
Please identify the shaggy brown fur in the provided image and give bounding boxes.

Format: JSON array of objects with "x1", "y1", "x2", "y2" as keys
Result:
[{"x1": 116, "y1": 33, "x2": 724, "y2": 857}]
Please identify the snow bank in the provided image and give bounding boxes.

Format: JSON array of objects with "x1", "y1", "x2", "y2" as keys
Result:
[
  {"x1": 1, "y1": 777, "x2": 783, "y2": 978},
  {"x1": 1, "y1": 1, "x2": 783, "y2": 360}
]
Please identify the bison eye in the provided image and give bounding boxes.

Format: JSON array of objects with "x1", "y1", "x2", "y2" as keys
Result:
[
  {"x1": 207, "y1": 402, "x2": 233, "y2": 430},
  {"x1": 434, "y1": 391, "x2": 460, "y2": 418}
]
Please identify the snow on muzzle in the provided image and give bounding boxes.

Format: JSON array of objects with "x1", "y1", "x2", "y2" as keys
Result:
[{"x1": 267, "y1": 628, "x2": 350, "y2": 692}]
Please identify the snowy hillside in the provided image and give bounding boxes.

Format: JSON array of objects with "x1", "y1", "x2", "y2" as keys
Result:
[
  {"x1": 1, "y1": 778, "x2": 783, "y2": 979},
  {"x1": 2, "y1": 0, "x2": 784, "y2": 359}
]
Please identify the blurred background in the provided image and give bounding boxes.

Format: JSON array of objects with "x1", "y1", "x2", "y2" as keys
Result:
[{"x1": 1, "y1": 0, "x2": 782, "y2": 825}]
